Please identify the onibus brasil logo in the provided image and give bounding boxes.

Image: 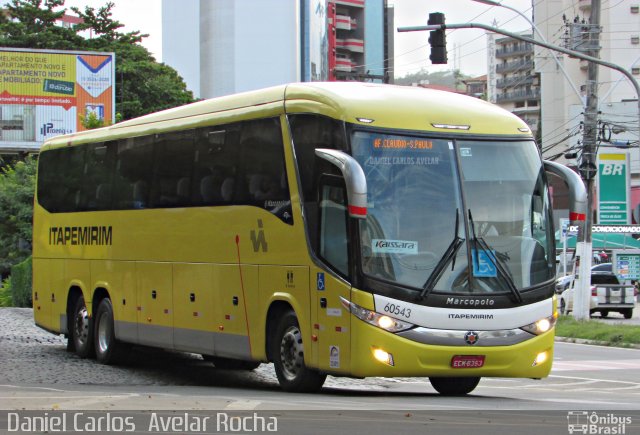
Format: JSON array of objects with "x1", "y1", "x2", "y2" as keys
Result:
[{"x1": 567, "y1": 411, "x2": 632, "y2": 434}]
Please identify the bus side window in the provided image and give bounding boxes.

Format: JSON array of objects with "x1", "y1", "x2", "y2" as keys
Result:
[
  {"x1": 318, "y1": 178, "x2": 349, "y2": 277},
  {"x1": 239, "y1": 118, "x2": 292, "y2": 223},
  {"x1": 113, "y1": 136, "x2": 154, "y2": 210},
  {"x1": 150, "y1": 130, "x2": 195, "y2": 208},
  {"x1": 193, "y1": 126, "x2": 239, "y2": 206},
  {"x1": 83, "y1": 142, "x2": 115, "y2": 211},
  {"x1": 288, "y1": 114, "x2": 348, "y2": 254}
]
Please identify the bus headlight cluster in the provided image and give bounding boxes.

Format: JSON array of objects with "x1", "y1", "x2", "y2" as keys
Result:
[
  {"x1": 340, "y1": 297, "x2": 414, "y2": 333},
  {"x1": 520, "y1": 315, "x2": 557, "y2": 335}
]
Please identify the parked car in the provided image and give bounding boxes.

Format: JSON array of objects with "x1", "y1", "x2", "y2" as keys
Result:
[
  {"x1": 555, "y1": 274, "x2": 574, "y2": 294},
  {"x1": 591, "y1": 262, "x2": 612, "y2": 272},
  {"x1": 559, "y1": 270, "x2": 637, "y2": 318},
  {"x1": 555, "y1": 263, "x2": 612, "y2": 294}
]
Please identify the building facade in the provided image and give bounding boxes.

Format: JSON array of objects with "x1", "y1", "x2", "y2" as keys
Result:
[
  {"x1": 162, "y1": 0, "x2": 393, "y2": 99},
  {"x1": 487, "y1": 33, "x2": 541, "y2": 139},
  {"x1": 463, "y1": 75, "x2": 487, "y2": 99},
  {"x1": 535, "y1": 0, "x2": 640, "y2": 171}
]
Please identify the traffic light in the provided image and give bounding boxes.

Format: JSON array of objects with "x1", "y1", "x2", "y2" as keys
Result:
[{"x1": 428, "y1": 12, "x2": 447, "y2": 64}]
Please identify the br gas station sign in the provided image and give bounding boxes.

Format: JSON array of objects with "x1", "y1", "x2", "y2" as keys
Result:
[{"x1": 597, "y1": 152, "x2": 631, "y2": 224}]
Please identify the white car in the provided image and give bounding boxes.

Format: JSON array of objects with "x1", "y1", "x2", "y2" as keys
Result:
[{"x1": 559, "y1": 271, "x2": 636, "y2": 318}]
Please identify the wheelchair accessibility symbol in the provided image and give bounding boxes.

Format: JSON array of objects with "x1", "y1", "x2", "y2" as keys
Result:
[
  {"x1": 472, "y1": 249, "x2": 498, "y2": 278},
  {"x1": 317, "y1": 272, "x2": 325, "y2": 291}
]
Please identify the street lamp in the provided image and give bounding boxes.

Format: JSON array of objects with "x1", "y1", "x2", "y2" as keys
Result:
[{"x1": 472, "y1": 0, "x2": 584, "y2": 105}]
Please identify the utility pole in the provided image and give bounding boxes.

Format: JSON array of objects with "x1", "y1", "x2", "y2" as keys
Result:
[
  {"x1": 399, "y1": 4, "x2": 640, "y2": 318},
  {"x1": 574, "y1": 0, "x2": 601, "y2": 321}
]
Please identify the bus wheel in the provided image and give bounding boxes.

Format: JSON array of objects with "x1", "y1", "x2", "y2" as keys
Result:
[
  {"x1": 94, "y1": 298, "x2": 125, "y2": 365},
  {"x1": 429, "y1": 377, "x2": 480, "y2": 396},
  {"x1": 272, "y1": 311, "x2": 326, "y2": 392},
  {"x1": 206, "y1": 356, "x2": 260, "y2": 371},
  {"x1": 72, "y1": 295, "x2": 94, "y2": 358}
]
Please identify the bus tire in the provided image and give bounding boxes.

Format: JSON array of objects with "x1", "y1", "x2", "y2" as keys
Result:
[
  {"x1": 429, "y1": 377, "x2": 480, "y2": 396},
  {"x1": 272, "y1": 311, "x2": 326, "y2": 392},
  {"x1": 94, "y1": 298, "x2": 126, "y2": 365},
  {"x1": 623, "y1": 309, "x2": 633, "y2": 319},
  {"x1": 206, "y1": 356, "x2": 260, "y2": 371},
  {"x1": 72, "y1": 294, "x2": 94, "y2": 358}
]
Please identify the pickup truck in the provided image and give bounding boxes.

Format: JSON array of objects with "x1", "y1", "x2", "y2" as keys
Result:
[{"x1": 559, "y1": 271, "x2": 637, "y2": 319}]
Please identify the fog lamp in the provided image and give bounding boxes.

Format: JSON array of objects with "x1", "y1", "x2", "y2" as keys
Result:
[
  {"x1": 372, "y1": 348, "x2": 395, "y2": 366},
  {"x1": 533, "y1": 351, "x2": 548, "y2": 367}
]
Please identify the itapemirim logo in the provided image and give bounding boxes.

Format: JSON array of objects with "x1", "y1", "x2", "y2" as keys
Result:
[{"x1": 567, "y1": 411, "x2": 632, "y2": 434}]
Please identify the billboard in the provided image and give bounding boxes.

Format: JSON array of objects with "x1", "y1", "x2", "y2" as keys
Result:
[
  {"x1": 597, "y1": 152, "x2": 631, "y2": 225},
  {"x1": 0, "y1": 48, "x2": 115, "y2": 152}
]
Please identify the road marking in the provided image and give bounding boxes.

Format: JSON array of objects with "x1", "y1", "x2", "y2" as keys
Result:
[
  {"x1": 553, "y1": 360, "x2": 640, "y2": 371},
  {"x1": 550, "y1": 374, "x2": 640, "y2": 386},
  {"x1": 557, "y1": 341, "x2": 640, "y2": 351},
  {"x1": 0, "y1": 384, "x2": 66, "y2": 392},
  {"x1": 224, "y1": 400, "x2": 262, "y2": 410}
]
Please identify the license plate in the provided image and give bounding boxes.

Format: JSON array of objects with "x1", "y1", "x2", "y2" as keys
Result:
[{"x1": 451, "y1": 355, "x2": 485, "y2": 369}]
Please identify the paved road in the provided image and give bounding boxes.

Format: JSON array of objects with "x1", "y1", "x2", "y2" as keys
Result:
[{"x1": 2, "y1": 308, "x2": 639, "y2": 434}]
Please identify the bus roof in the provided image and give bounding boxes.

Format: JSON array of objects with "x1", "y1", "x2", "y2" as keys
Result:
[{"x1": 42, "y1": 82, "x2": 531, "y2": 151}]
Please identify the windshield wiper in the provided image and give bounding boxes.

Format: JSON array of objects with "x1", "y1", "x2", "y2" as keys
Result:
[
  {"x1": 420, "y1": 210, "x2": 464, "y2": 300},
  {"x1": 468, "y1": 210, "x2": 523, "y2": 303}
]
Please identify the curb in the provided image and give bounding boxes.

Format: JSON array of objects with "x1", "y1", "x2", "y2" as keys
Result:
[{"x1": 555, "y1": 336, "x2": 640, "y2": 349}]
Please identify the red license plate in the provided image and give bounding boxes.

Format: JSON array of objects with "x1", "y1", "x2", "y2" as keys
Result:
[{"x1": 451, "y1": 355, "x2": 485, "y2": 369}]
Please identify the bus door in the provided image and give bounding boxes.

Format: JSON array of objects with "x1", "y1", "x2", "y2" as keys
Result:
[
  {"x1": 136, "y1": 262, "x2": 173, "y2": 348},
  {"x1": 311, "y1": 266, "x2": 352, "y2": 373},
  {"x1": 312, "y1": 179, "x2": 352, "y2": 373},
  {"x1": 172, "y1": 263, "x2": 215, "y2": 355}
]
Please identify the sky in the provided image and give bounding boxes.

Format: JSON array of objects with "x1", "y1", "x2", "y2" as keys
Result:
[{"x1": 59, "y1": 0, "x2": 534, "y2": 79}]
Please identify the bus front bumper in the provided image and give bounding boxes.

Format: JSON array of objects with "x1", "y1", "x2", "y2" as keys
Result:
[{"x1": 349, "y1": 319, "x2": 555, "y2": 379}]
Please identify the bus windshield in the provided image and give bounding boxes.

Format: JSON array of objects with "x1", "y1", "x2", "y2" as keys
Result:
[{"x1": 351, "y1": 131, "x2": 554, "y2": 295}]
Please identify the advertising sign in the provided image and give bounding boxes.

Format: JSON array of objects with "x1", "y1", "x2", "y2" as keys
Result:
[
  {"x1": 612, "y1": 249, "x2": 640, "y2": 280},
  {"x1": 0, "y1": 48, "x2": 115, "y2": 152},
  {"x1": 597, "y1": 152, "x2": 631, "y2": 225}
]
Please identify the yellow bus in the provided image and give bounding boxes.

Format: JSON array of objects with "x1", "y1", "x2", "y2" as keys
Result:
[{"x1": 33, "y1": 82, "x2": 586, "y2": 395}]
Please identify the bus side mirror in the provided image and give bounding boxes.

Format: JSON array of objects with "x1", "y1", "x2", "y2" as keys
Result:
[
  {"x1": 315, "y1": 149, "x2": 367, "y2": 219},
  {"x1": 543, "y1": 160, "x2": 587, "y2": 225}
]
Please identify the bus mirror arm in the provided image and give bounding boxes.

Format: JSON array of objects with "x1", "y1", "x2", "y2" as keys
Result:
[
  {"x1": 315, "y1": 149, "x2": 368, "y2": 219},
  {"x1": 543, "y1": 160, "x2": 587, "y2": 225}
]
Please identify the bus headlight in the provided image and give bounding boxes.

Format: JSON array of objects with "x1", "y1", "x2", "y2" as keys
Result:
[
  {"x1": 340, "y1": 297, "x2": 414, "y2": 333},
  {"x1": 520, "y1": 315, "x2": 557, "y2": 335}
]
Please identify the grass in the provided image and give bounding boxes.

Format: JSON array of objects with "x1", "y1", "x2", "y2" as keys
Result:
[
  {"x1": 0, "y1": 277, "x2": 12, "y2": 307},
  {"x1": 556, "y1": 315, "x2": 640, "y2": 347}
]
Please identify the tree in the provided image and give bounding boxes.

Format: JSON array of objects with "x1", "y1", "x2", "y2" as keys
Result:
[
  {"x1": 0, "y1": 157, "x2": 37, "y2": 275},
  {"x1": 0, "y1": 0, "x2": 84, "y2": 50},
  {"x1": 0, "y1": 0, "x2": 195, "y2": 120}
]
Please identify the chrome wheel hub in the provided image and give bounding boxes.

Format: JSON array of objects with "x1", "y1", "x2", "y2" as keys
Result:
[
  {"x1": 280, "y1": 325, "x2": 304, "y2": 381},
  {"x1": 74, "y1": 305, "x2": 89, "y2": 346}
]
